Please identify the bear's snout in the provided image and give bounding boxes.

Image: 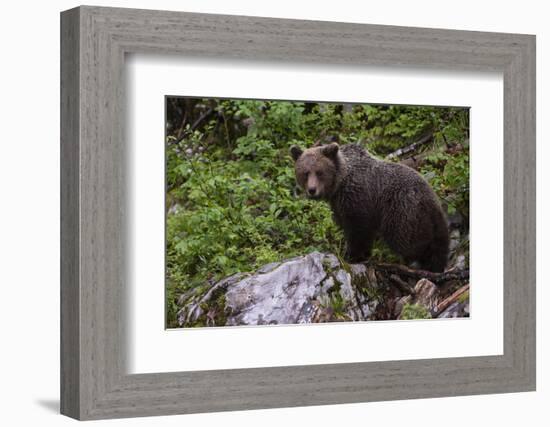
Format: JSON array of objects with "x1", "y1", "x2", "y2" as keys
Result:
[{"x1": 308, "y1": 187, "x2": 317, "y2": 196}]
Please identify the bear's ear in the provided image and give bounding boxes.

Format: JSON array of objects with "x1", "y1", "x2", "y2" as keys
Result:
[
  {"x1": 321, "y1": 142, "x2": 339, "y2": 159},
  {"x1": 290, "y1": 145, "x2": 303, "y2": 161}
]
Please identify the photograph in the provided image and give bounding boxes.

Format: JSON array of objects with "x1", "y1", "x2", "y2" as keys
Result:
[{"x1": 166, "y1": 97, "x2": 470, "y2": 328}]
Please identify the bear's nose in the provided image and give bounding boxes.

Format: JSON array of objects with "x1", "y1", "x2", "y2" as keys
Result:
[{"x1": 308, "y1": 188, "x2": 316, "y2": 195}]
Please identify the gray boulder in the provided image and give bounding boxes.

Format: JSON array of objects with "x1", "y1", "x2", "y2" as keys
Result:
[{"x1": 177, "y1": 252, "x2": 383, "y2": 327}]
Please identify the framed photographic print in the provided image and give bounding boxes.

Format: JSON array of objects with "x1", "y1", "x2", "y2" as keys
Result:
[{"x1": 61, "y1": 6, "x2": 536, "y2": 420}]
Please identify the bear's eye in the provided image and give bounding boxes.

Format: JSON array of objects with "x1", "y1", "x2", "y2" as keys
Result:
[{"x1": 316, "y1": 171, "x2": 324, "y2": 178}]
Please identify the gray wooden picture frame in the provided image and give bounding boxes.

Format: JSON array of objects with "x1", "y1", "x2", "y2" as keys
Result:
[{"x1": 60, "y1": 5, "x2": 536, "y2": 420}]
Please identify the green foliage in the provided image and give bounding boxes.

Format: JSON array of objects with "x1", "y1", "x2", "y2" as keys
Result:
[
  {"x1": 400, "y1": 303, "x2": 432, "y2": 320},
  {"x1": 165, "y1": 99, "x2": 469, "y2": 327},
  {"x1": 421, "y1": 148, "x2": 469, "y2": 219},
  {"x1": 458, "y1": 290, "x2": 470, "y2": 304},
  {"x1": 325, "y1": 292, "x2": 349, "y2": 321}
]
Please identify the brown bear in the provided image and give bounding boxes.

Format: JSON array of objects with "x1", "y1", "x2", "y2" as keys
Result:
[{"x1": 290, "y1": 142, "x2": 450, "y2": 272}]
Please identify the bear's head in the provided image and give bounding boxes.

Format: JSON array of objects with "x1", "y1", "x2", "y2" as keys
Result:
[{"x1": 290, "y1": 142, "x2": 342, "y2": 200}]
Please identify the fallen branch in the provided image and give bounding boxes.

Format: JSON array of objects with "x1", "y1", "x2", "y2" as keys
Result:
[
  {"x1": 374, "y1": 263, "x2": 469, "y2": 285},
  {"x1": 435, "y1": 283, "x2": 469, "y2": 316},
  {"x1": 385, "y1": 133, "x2": 433, "y2": 160}
]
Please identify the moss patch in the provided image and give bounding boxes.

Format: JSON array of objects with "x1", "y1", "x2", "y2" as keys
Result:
[
  {"x1": 400, "y1": 303, "x2": 432, "y2": 320},
  {"x1": 457, "y1": 290, "x2": 470, "y2": 304}
]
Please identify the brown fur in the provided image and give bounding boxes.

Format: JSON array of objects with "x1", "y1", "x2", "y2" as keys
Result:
[{"x1": 291, "y1": 143, "x2": 450, "y2": 272}]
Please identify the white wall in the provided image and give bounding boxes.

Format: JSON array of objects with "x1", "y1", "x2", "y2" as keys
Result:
[{"x1": 0, "y1": 0, "x2": 546, "y2": 425}]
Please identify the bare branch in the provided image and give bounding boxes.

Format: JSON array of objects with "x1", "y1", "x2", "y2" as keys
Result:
[{"x1": 385, "y1": 133, "x2": 433, "y2": 160}]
